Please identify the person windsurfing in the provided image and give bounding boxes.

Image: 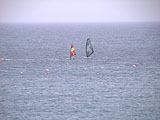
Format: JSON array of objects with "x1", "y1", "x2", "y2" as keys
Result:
[
  {"x1": 70, "y1": 44, "x2": 76, "y2": 59},
  {"x1": 86, "y1": 38, "x2": 94, "y2": 57}
]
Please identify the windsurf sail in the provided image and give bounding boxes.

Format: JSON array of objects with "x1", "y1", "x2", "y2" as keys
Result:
[
  {"x1": 86, "y1": 38, "x2": 94, "y2": 57},
  {"x1": 70, "y1": 44, "x2": 76, "y2": 59}
]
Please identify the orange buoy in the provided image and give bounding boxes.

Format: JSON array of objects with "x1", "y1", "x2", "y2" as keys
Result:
[
  {"x1": 132, "y1": 65, "x2": 136, "y2": 68},
  {"x1": 46, "y1": 69, "x2": 50, "y2": 72},
  {"x1": 0, "y1": 58, "x2": 4, "y2": 60}
]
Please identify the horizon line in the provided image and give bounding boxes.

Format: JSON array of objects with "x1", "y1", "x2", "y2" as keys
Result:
[{"x1": 0, "y1": 21, "x2": 160, "y2": 24}]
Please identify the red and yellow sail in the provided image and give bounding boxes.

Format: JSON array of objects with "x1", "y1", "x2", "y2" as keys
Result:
[{"x1": 70, "y1": 44, "x2": 76, "y2": 59}]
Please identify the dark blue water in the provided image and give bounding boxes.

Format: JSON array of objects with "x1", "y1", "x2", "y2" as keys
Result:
[{"x1": 0, "y1": 23, "x2": 160, "y2": 120}]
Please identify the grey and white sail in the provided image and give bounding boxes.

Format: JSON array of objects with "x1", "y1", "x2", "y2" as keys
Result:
[{"x1": 86, "y1": 38, "x2": 94, "y2": 57}]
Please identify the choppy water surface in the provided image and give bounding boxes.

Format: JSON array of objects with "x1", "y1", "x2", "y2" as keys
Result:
[{"x1": 0, "y1": 23, "x2": 160, "y2": 120}]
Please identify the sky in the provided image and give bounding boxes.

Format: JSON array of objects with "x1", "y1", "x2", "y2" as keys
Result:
[{"x1": 0, "y1": 0, "x2": 160, "y2": 23}]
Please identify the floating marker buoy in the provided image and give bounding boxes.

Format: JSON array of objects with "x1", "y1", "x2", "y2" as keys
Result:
[
  {"x1": 46, "y1": 69, "x2": 49, "y2": 72},
  {"x1": 132, "y1": 65, "x2": 136, "y2": 68},
  {"x1": 0, "y1": 58, "x2": 4, "y2": 60}
]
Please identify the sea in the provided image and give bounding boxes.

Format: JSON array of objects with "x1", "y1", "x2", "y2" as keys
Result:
[{"x1": 0, "y1": 23, "x2": 160, "y2": 120}]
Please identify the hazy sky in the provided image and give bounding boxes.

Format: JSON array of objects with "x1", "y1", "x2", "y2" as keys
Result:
[{"x1": 0, "y1": 0, "x2": 160, "y2": 23}]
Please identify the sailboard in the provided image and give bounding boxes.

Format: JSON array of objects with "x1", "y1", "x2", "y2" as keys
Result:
[
  {"x1": 70, "y1": 44, "x2": 76, "y2": 59},
  {"x1": 86, "y1": 38, "x2": 94, "y2": 57}
]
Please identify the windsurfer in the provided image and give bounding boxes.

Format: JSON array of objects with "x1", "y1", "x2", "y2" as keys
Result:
[{"x1": 70, "y1": 44, "x2": 76, "y2": 59}]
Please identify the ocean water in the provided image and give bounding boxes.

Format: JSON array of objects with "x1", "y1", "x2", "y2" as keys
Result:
[{"x1": 0, "y1": 23, "x2": 160, "y2": 120}]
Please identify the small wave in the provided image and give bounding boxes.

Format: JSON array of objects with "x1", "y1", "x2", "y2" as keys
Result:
[
  {"x1": 83, "y1": 56, "x2": 92, "y2": 59},
  {"x1": 5, "y1": 58, "x2": 35, "y2": 61}
]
